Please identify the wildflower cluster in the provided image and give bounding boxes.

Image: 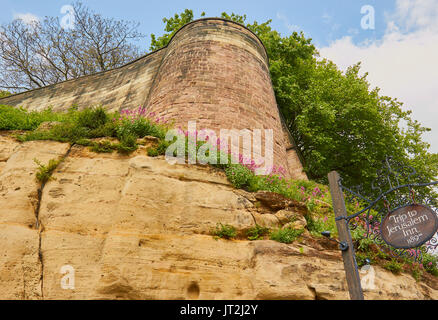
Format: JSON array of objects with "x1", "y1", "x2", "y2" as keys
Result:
[
  {"x1": 170, "y1": 126, "x2": 271, "y2": 173},
  {"x1": 116, "y1": 107, "x2": 168, "y2": 125},
  {"x1": 353, "y1": 213, "x2": 380, "y2": 238}
]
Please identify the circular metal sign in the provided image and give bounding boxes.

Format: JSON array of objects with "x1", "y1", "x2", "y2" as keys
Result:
[{"x1": 380, "y1": 204, "x2": 438, "y2": 249}]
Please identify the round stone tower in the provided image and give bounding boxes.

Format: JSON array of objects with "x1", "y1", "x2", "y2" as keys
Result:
[{"x1": 145, "y1": 18, "x2": 300, "y2": 177}]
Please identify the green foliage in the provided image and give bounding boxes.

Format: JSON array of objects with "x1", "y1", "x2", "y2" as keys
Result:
[
  {"x1": 149, "y1": 9, "x2": 205, "y2": 51},
  {"x1": 375, "y1": 249, "x2": 390, "y2": 260},
  {"x1": 357, "y1": 237, "x2": 374, "y2": 253},
  {"x1": 383, "y1": 259, "x2": 403, "y2": 274},
  {"x1": 116, "y1": 133, "x2": 138, "y2": 154},
  {"x1": 77, "y1": 107, "x2": 108, "y2": 129},
  {"x1": 34, "y1": 158, "x2": 62, "y2": 184},
  {"x1": 270, "y1": 227, "x2": 304, "y2": 244},
  {"x1": 290, "y1": 61, "x2": 436, "y2": 193},
  {"x1": 145, "y1": 138, "x2": 171, "y2": 157},
  {"x1": 305, "y1": 213, "x2": 337, "y2": 238},
  {"x1": 88, "y1": 121, "x2": 118, "y2": 138},
  {"x1": 411, "y1": 265, "x2": 423, "y2": 282},
  {"x1": 16, "y1": 130, "x2": 51, "y2": 142},
  {"x1": 350, "y1": 224, "x2": 367, "y2": 242},
  {"x1": 9, "y1": 106, "x2": 112, "y2": 143},
  {"x1": 355, "y1": 252, "x2": 374, "y2": 268},
  {"x1": 0, "y1": 105, "x2": 64, "y2": 130},
  {"x1": 4, "y1": 106, "x2": 168, "y2": 156},
  {"x1": 90, "y1": 140, "x2": 115, "y2": 153},
  {"x1": 156, "y1": 139, "x2": 172, "y2": 154},
  {"x1": 76, "y1": 138, "x2": 93, "y2": 146},
  {"x1": 147, "y1": 147, "x2": 159, "y2": 157},
  {"x1": 49, "y1": 123, "x2": 90, "y2": 143},
  {"x1": 422, "y1": 253, "x2": 438, "y2": 276},
  {"x1": 224, "y1": 164, "x2": 254, "y2": 189},
  {"x1": 246, "y1": 225, "x2": 270, "y2": 240},
  {"x1": 0, "y1": 91, "x2": 11, "y2": 98},
  {"x1": 117, "y1": 117, "x2": 166, "y2": 140},
  {"x1": 223, "y1": 162, "x2": 325, "y2": 205},
  {"x1": 212, "y1": 223, "x2": 237, "y2": 240}
]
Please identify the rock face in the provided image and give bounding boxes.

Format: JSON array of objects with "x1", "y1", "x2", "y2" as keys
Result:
[{"x1": 0, "y1": 135, "x2": 437, "y2": 300}]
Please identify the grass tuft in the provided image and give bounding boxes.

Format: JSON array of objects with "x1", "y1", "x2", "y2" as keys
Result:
[
  {"x1": 212, "y1": 223, "x2": 237, "y2": 240},
  {"x1": 34, "y1": 158, "x2": 63, "y2": 184},
  {"x1": 270, "y1": 227, "x2": 304, "y2": 244}
]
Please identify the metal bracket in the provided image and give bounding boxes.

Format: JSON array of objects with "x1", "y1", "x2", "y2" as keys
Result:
[
  {"x1": 339, "y1": 242, "x2": 349, "y2": 251},
  {"x1": 321, "y1": 231, "x2": 349, "y2": 251}
]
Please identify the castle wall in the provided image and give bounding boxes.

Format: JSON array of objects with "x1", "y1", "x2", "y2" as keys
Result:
[
  {"x1": 0, "y1": 18, "x2": 306, "y2": 179},
  {"x1": 0, "y1": 49, "x2": 165, "y2": 112},
  {"x1": 146, "y1": 19, "x2": 291, "y2": 176}
]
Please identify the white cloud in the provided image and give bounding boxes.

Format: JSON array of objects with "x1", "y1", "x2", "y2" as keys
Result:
[
  {"x1": 13, "y1": 12, "x2": 40, "y2": 25},
  {"x1": 319, "y1": 0, "x2": 438, "y2": 153},
  {"x1": 390, "y1": 0, "x2": 438, "y2": 32},
  {"x1": 276, "y1": 12, "x2": 300, "y2": 33}
]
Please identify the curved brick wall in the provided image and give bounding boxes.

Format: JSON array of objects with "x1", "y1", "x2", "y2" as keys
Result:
[
  {"x1": 146, "y1": 19, "x2": 292, "y2": 177},
  {"x1": 0, "y1": 18, "x2": 306, "y2": 179}
]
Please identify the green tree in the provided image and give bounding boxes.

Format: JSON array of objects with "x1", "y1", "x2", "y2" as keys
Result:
[
  {"x1": 294, "y1": 61, "x2": 435, "y2": 188},
  {"x1": 150, "y1": 10, "x2": 437, "y2": 195},
  {"x1": 149, "y1": 9, "x2": 205, "y2": 51},
  {"x1": 0, "y1": 1, "x2": 144, "y2": 92},
  {"x1": 0, "y1": 90, "x2": 11, "y2": 98}
]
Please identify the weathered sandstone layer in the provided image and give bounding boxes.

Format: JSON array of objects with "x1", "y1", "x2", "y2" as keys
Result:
[{"x1": 0, "y1": 135, "x2": 436, "y2": 299}]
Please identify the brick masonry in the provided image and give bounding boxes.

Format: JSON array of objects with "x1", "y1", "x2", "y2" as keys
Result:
[{"x1": 0, "y1": 18, "x2": 307, "y2": 180}]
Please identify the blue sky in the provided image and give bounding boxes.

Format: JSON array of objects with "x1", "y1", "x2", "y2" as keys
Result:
[
  {"x1": 1, "y1": 0, "x2": 438, "y2": 153},
  {"x1": 0, "y1": 0, "x2": 395, "y2": 50}
]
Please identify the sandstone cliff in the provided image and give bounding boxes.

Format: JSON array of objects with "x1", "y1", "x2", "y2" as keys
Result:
[{"x1": 0, "y1": 133, "x2": 437, "y2": 300}]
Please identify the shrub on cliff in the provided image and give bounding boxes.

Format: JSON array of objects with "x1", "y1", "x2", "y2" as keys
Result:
[
  {"x1": 270, "y1": 227, "x2": 304, "y2": 244},
  {"x1": 212, "y1": 223, "x2": 237, "y2": 240},
  {"x1": 224, "y1": 164, "x2": 253, "y2": 189},
  {"x1": 77, "y1": 107, "x2": 108, "y2": 130},
  {"x1": 34, "y1": 157, "x2": 63, "y2": 184},
  {"x1": 246, "y1": 225, "x2": 270, "y2": 241},
  {"x1": 0, "y1": 105, "x2": 64, "y2": 130},
  {"x1": 11, "y1": 106, "x2": 167, "y2": 155}
]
